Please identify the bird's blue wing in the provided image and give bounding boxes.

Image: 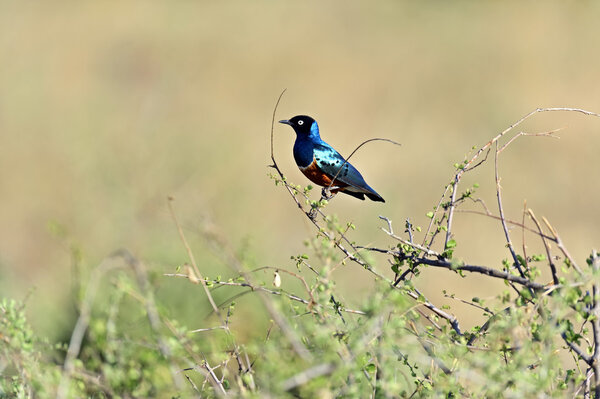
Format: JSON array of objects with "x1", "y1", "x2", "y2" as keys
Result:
[{"x1": 313, "y1": 143, "x2": 370, "y2": 190}]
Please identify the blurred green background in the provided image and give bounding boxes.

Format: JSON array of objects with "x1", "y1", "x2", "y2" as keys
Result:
[{"x1": 1, "y1": 2, "x2": 599, "y2": 341}]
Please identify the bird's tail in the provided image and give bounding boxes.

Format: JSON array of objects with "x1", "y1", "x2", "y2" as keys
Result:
[{"x1": 365, "y1": 192, "x2": 385, "y2": 202}]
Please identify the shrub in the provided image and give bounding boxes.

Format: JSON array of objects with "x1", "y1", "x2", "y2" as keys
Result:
[{"x1": 2, "y1": 107, "x2": 600, "y2": 398}]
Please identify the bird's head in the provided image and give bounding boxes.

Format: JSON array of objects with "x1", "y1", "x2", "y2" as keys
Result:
[{"x1": 279, "y1": 115, "x2": 320, "y2": 139}]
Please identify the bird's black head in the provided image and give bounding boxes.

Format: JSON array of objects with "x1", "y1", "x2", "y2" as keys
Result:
[{"x1": 279, "y1": 115, "x2": 318, "y2": 138}]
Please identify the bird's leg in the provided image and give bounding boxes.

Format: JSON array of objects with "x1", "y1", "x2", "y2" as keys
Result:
[{"x1": 321, "y1": 187, "x2": 337, "y2": 201}]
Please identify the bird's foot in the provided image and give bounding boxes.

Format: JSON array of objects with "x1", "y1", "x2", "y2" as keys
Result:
[{"x1": 321, "y1": 188, "x2": 336, "y2": 201}]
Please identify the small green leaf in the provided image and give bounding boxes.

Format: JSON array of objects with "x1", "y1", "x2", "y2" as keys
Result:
[
  {"x1": 531, "y1": 254, "x2": 546, "y2": 262},
  {"x1": 445, "y1": 239, "x2": 457, "y2": 249},
  {"x1": 365, "y1": 363, "x2": 376, "y2": 373}
]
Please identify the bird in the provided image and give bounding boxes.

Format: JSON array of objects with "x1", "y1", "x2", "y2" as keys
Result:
[{"x1": 279, "y1": 115, "x2": 385, "y2": 202}]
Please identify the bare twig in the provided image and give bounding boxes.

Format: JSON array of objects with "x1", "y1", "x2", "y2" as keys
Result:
[
  {"x1": 327, "y1": 138, "x2": 401, "y2": 190},
  {"x1": 467, "y1": 306, "x2": 512, "y2": 346},
  {"x1": 496, "y1": 129, "x2": 561, "y2": 155},
  {"x1": 584, "y1": 367, "x2": 593, "y2": 399},
  {"x1": 269, "y1": 89, "x2": 309, "y2": 213},
  {"x1": 270, "y1": 88, "x2": 287, "y2": 166},
  {"x1": 526, "y1": 209, "x2": 559, "y2": 285},
  {"x1": 453, "y1": 209, "x2": 555, "y2": 240},
  {"x1": 543, "y1": 216, "x2": 583, "y2": 275},
  {"x1": 379, "y1": 216, "x2": 441, "y2": 257},
  {"x1": 443, "y1": 293, "x2": 493, "y2": 315},
  {"x1": 421, "y1": 183, "x2": 452, "y2": 249},
  {"x1": 494, "y1": 141, "x2": 528, "y2": 281},
  {"x1": 405, "y1": 218, "x2": 415, "y2": 243},
  {"x1": 442, "y1": 107, "x2": 600, "y2": 251},
  {"x1": 190, "y1": 326, "x2": 228, "y2": 333},
  {"x1": 168, "y1": 198, "x2": 224, "y2": 322},
  {"x1": 202, "y1": 357, "x2": 228, "y2": 397},
  {"x1": 164, "y1": 274, "x2": 366, "y2": 316},
  {"x1": 184, "y1": 374, "x2": 201, "y2": 393},
  {"x1": 247, "y1": 266, "x2": 316, "y2": 307},
  {"x1": 405, "y1": 288, "x2": 463, "y2": 336},
  {"x1": 404, "y1": 256, "x2": 545, "y2": 291},
  {"x1": 521, "y1": 200, "x2": 530, "y2": 274}
]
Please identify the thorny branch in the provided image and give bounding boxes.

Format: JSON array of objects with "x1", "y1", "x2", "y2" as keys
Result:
[
  {"x1": 326, "y1": 137, "x2": 401, "y2": 192},
  {"x1": 527, "y1": 209, "x2": 559, "y2": 285},
  {"x1": 420, "y1": 107, "x2": 600, "y2": 253},
  {"x1": 268, "y1": 104, "x2": 600, "y2": 391},
  {"x1": 163, "y1": 273, "x2": 366, "y2": 316},
  {"x1": 494, "y1": 141, "x2": 527, "y2": 280}
]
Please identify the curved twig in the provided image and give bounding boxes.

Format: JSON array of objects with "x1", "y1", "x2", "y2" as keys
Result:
[
  {"x1": 327, "y1": 138, "x2": 401, "y2": 190},
  {"x1": 270, "y1": 88, "x2": 287, "y2": 166}
]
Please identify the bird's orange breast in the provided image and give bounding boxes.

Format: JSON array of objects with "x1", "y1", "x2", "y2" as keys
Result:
[{"x1": 300, "y1": 160, "x2": 347, "y2": 188}]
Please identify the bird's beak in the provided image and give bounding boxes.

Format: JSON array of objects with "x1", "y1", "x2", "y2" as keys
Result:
[{"x1": 279, "y1": 119, "x2": 291, "y2": 126}]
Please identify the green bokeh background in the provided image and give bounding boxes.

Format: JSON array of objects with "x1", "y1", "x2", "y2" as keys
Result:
[{"x1": 1, "y1": 2, "x2": 599, "y2": 342}]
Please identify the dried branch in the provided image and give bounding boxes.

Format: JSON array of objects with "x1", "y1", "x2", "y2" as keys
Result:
[
  {"x1": 405, "y1": 288, "x2": 463, "y2": 336},
  {"x1": 327, "y1": 138, "x2": 401, "y2": 190},
  {"x1": 268, "y1": 101, "x2": 600, "y2": 397},
  {"x1": 543, "y1": 216, "x2": 583, "y2": 275},
  {"x1": 442, "y1": 107, "x2": 600, "y2": 251},
  {"x1": 201, "y1": 357, "x2": 228, "y2": 397},
  {"x1": 454, "y1": 209, "x2": 555, "y2": 241},
  {"x1": 168, "y1": 198, "x2": 224, "y2": 322},
  {"x1": 164, "y1": 273, "x2": 366, "y2": 316},
  {"x1": 494, "y1": 141, "x2": 528, "y2": 281},
  {"x1": 520, "y1": 200, "x2": 531, "y2": 275},
  {"x1": 379, "y1": 216, "x2": 441, "y2": 257},
  {"x1": 526, "y1": 209, "x2": 559, "y2": 285},
  {"x1": 406, "y1": 256, "x2": 545, "y2": 290},
  {"x1": 270, "y1": 88, "x2": 287, "y2": 167}
]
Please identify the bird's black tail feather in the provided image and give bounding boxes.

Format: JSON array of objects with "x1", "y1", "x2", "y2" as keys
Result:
[
  {"x1": 341, "y1": 190, "x2": 385, "y2": 203},
  {"x1": 365, "y1": 192, "x2": 385, "y2": 203}
]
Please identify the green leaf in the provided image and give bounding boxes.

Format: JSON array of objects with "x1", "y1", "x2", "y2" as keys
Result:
[
  {"x1": 364, "y1": 363, "x2": 376, "y2": 373},
  {"x1": 531, "y1": 254, "x2": 546, "y2": 262}
]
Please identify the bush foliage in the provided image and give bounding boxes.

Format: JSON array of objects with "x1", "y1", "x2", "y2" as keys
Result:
[{"x1": 2, "y1": 108, "x2": 600, "y2": 398}]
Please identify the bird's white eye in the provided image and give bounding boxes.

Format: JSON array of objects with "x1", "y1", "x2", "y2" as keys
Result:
[{"x1": 297, "y1": 120, "x2": 304, "y2": 125}]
